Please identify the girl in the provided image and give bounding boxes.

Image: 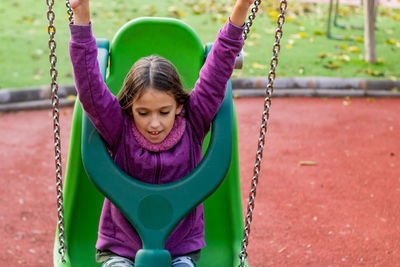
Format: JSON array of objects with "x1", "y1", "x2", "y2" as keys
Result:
[{"x1": 69, "y1": 0, "x2": 253, "y2": 266}]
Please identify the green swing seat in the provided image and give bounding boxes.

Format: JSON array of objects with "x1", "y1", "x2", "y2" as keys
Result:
[{"x1": 53, "y1": 17, "x2": 247, "y2": 266}]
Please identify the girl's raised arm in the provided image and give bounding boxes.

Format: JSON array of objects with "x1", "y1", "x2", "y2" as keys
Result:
[
  {"x1": 69, "y1": 0, "x2": 123, "y2": 150},
  {"x1": 187, "y1": 0, "x2": 253, "y2": 141},
  {"x1": 230, "y1": 0, "x2": 254, "y2": 27},
  {"x1": 70, "y1": 0, "x2": 90, "y2": 25}
]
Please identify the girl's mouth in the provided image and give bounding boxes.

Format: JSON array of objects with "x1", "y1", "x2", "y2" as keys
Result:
[{"x1": 148, "y1": 131, "x2": 162, "y2": 138}]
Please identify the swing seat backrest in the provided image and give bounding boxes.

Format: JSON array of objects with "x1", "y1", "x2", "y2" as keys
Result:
[{"x1": 54, "y1": 17, "x2": 246, "y2": 266}]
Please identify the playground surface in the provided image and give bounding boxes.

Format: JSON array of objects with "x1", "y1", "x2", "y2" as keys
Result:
[{"x1": 0, "y1": 96, "x2": 399, "y2": 266}]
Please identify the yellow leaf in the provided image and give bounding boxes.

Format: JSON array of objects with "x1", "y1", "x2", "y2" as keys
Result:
[
  {"x1": 268, "y1": 10, "x2": 280, "y2": 19},
  {"x1": 298, "y1": 32, "x2": 307, "y2": 38},
  {"x1": 246, "y1": 41, "x2": 259, "y2": 47},
  {"x1": 287, "y1": 17, "x2": 295, "y2": 22},
  {"x1": 339, "y1": 54, "x2": 350, "y2": 62},
  {"x1": 393, "y1": 14, "x2": 400, "y2": 21},
  {"x1": 313, "y1": 30, "x2": 324, "y2": 36},
  {"x1": 340, "y1": 44, "x2": 347, "y2": 50},
  {"x1": 251, "y1": 62, "x2": 267, "y2": 70},
  {"x1": 250, "y1": 33, "x2": 261, "y2": 39},
  {"x1": 298, "y1": 161, "x2": 317, "y2": 166},
  {"x1": 319, "y1": 52, "x2": 327, "y2": 59},
  {"x1": 348, "y1": 46, "x2": 361, "y2": 53},
  {"x1": 286, "y1": 44, "x2": 293, "y2": 49},
  {"x1": 377, "y1": 58, "x2": 385, "y2": 64},
  {"x1": 324, "y1": 62, "x2": 341, "y2": 69},
  {"x1": 386, "y1": 38, "x2": 396, "y2": 45},
  {"x1": 355, "y1": 36, "x2": 364, "y2": 43},
  {"x1": 343, "y1": 100, "x2": 351, "y2": 106}
]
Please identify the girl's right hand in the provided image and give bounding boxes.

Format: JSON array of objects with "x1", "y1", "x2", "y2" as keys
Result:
[
  {"x1": 69, "y1": 0, "x2": 89, "y2": 10},
  {"x1": 69, "y1": 0, "x2": 91, "y2": 25}
]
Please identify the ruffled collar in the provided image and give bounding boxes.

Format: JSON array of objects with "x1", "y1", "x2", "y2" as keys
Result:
[{"x1": 131, "y1": 115, "x2": 186, "y2": 152}]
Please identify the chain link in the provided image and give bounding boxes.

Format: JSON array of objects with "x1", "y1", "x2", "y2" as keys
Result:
[
  {"x1": 66, "y1": 0, "x2": 74, "y2": 22},
  {"x1": 242, "y1": 0, "x2": 261, "y2": 41},
  {"x1": 238, "y1": 0, "x2": 288, "y2": 266},
  {"x1": 46, "y1": 0, "x2": 74, "y2": 263}
]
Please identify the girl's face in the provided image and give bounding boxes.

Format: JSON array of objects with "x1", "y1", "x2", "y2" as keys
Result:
[{"x1": 131, "y1": 88, "x2": 183, "y2": 144}]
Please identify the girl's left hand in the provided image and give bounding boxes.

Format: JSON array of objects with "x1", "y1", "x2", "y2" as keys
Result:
[{"x1": 230, "y1": 0, "x2": 254, "y2": 27}]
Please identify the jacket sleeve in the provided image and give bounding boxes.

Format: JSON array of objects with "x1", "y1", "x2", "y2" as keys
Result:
[
  {"x1": 69, "y1": 23, "x2": 123, "y2": 150},
  {"x1": 187, "y1": 19, "x2": 244, "y2": 143}
]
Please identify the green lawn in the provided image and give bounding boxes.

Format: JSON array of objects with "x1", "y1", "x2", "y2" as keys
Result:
[{"x1": 0, "y1": 0, "x2": 399, "y2": 89}]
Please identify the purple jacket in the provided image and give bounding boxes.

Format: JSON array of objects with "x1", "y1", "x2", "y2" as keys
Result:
[{"x1": 69, "y1": 19, "x2": 244, "y2": 259}]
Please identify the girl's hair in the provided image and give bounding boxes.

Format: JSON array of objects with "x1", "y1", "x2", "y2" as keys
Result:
[{"x1": 118, "y1": 55, "x2": 189, "y2": 117}]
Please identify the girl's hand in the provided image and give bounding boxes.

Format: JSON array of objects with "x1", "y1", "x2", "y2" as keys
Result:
[
  {"x1": 69, "y1": 0, "x2": 88, "y2": 10},
  {"x1": 69, "y1": 0, "x2": 90, "y2": 25},
  {"x1": 230, "y1": 0, "x2": 254, "y2": 27}
]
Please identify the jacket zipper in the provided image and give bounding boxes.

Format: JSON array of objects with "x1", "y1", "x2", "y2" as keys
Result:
[{"x1": 154, "y1": 153, "x2": 161, "y2": 184}]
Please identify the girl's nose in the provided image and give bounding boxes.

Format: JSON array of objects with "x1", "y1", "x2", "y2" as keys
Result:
[{"x1": 149, "y1": 116, "x2": 161, "y2": 129}]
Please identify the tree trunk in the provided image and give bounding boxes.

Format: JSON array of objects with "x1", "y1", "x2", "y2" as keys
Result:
[{"x1": 364, "y1": 0, "x2": 377, "y2": 63}]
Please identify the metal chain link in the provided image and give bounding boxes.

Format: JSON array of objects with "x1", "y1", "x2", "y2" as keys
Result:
[
  {"x1": 242, "y1": 0, "x2": 261, "y2": 41},
  {"x1": 46, "y1": 0, "x2": 74, "y2": 263},
  {"x1": 66, "y1": 0, "x2": 74, "y2": 22},
  {"x1": 238, "y1": 0, "x2": 288, "y2": 265}
]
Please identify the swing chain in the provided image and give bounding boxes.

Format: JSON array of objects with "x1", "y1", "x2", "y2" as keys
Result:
[
  {"x1": 46, "y1": 0, "x2": 74, "y2": 263},
  {"x1": 243, "y1": 0, "x2": 261, "y2": 41},
  {"x1": 238, "y1": 0, "x2": 288, "y2": 265},
  {"x1": 66, "y1": 0, "x2": 74, "y2": 22}
]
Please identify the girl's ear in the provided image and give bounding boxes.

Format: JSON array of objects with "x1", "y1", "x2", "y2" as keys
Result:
[{"x1": 175, "y1": 104, "x2": 183, "y2": 115}]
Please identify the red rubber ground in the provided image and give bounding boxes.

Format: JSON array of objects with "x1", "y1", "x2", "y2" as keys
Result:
[{"x1": 1, "y1": 97, "x2": 399, "y2": 266}]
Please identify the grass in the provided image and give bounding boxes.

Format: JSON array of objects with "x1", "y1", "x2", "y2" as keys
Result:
[{"x1": 0, "y1": 0, "x2": 399, "y2": 89}]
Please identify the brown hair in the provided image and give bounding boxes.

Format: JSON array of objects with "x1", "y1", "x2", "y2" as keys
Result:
[{"x1": 118, "y1": 55, "x2": 189, "y2": 117}]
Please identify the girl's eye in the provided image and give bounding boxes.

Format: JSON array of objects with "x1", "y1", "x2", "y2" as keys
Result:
[
  {"x1": 138, "y1": 112, "x2": 148, "y2": 116},
  {"x1": 160, "y1": 111, "x2": 170, "y2": 115}
]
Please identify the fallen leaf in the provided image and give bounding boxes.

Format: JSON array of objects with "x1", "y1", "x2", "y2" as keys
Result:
[
  {"x1": 324, "y1": 62, "x2": 341, "y2": 70},
  {"x1": 385, "y1": 38, "x2": 396, "y2": 45},
  {"x1": 343, "y1": 100, "x2": 351, "y2": 106},
  {"x1": 338, "y1": 54, "x2": 350, "y2": 62},
  {"x1": 313, "y1": 30, "x2": 324, "y2": 36},
  {"x1": 355, "y1": 36, "x2": 364, "y2": 43},
  {"x1": 250, "y1": 33, "x2": 261, "y2": 39},
  {"x1": 251, "y1": 62, "x2": 267, "y2": 70},
  {"x1": 298, "y1": 161, "x2": 317, "y2": 166},
  {"x1": 298, "y1": 32, "x2": 307, "y2": 38},
  {"x1": 348, "y1": 46, "x2": 361, "y2": 53},
  {"x1": 278, "y1": 246, "x2": 287, "y2": 253},
  {"x1": 319, "y1": 52, "x2": 328, "y2": 59}
]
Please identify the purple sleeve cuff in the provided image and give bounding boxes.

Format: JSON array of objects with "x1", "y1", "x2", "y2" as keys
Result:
[
  {"x1": 69, "y1": 22, "x2": 94, "y2": 43},
  {"x1": 221, "y1": 18, "x2": 245, "y2": 40}
]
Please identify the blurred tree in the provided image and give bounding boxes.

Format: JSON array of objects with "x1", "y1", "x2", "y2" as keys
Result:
[{"x1": 364, "y1": 0, "x2": 377, "y2": 62}]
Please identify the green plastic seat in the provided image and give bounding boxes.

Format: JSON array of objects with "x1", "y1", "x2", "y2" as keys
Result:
[{"x1": 54, "y1": 17, "x2": 246, "y2": 266}]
